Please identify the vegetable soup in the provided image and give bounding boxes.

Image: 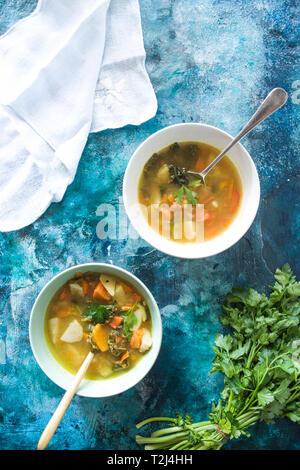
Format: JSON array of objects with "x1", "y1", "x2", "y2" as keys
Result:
[
  {"x1": 45, "y1": 272, "x2": 152, "y2": 380},
  {"x1": 138, "y1": 142, "x2": 242, "y2": 242}
]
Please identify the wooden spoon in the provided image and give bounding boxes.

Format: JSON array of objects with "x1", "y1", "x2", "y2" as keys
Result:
[{"x1": 37, "y1": 351, "x2": 94, "y2": 450}]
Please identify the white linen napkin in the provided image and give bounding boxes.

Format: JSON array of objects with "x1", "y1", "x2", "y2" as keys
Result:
[{"x1": 0, "y1": 0, "x2": 157, "y2": 232}]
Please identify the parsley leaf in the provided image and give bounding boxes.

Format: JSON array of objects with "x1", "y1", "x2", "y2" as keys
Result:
[
  {"x1": 174, "y1": 185, "x2": 198, "y2": 204},
  {"x1": 123, "y1": 303, "x2": 138, "y2": 340},
  {"x1": 82, "y1": 304, "x2": 114, "y2": 324},
  {"x1": 174, "y1": 185, "x2": 185, "y2": 203},
  {"x1": 257, "y1": 388, "x2": 275, "y2": 406}
]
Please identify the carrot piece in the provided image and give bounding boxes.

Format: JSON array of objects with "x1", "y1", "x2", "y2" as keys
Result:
[
  {"x1": 81, "y1": 279, "x2": 90, "y2": 296},
  {"x1": 161, "y1": 193, "x2": 169, "y2": 203},
  {"x1": 139, "y1": 193, "x2": 148, "y2": 205},
  {"x1": 203, "y1": 210, "x2": 217, "y2": 221},
  {"x1": 198, "y1": 187, "x2": 214, "y2": 204},
  {"x1": 92, "y1": 324, "x2": 109, "y2": 352},
  {"x1": 160, "y1": 205, "x2": 173, "y2": 220},
  {"x1": 116, "y1": 335, "x2": 124, "y2": 343},
  {"x1": 93, "y1": 281, "x2": 111, "y2": 301},
  {"x1": 130, "y1": 328, "x2": 144, "y2": 349},
  {"x1": 121, "y1": 305, "x2": 133, "y2": 311},
  {"x1": 88, "y1": 281, "x2": 97, "y2": 297},
  {"x1": 195, "y1": 156, "x2": 205, "y2": 172},
  {"x1": 229, "y1": 188, "x2": 240, "y2": 213},
  {"x1": 58, "y1": 287, "x2": 71, "y2": 301},
  {"x1": 109, "y1": 316, "x2": 124, "y2": 329},
  {"x1": 132, "y1": 293, "x2": 142, "y2": 303},
  {"x1": 120, "y1": 351, "x2": 129, "y2": 362},
  {"x1": 56, "y1": 305, "x2": 73, "y2": 318},
  {"x1": 120, "y1": 281, "x2": 133, "y2": 294},
  {"x1": 170, "y1": 202, "x2": 182, "y2": 211}
]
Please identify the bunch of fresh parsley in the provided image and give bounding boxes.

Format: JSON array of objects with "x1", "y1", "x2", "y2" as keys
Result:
[{"x1": 136, "y1": 264, "x2": 300, "y2": 450}]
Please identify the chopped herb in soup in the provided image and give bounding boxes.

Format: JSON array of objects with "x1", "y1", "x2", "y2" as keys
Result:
[
  {"x1": 45, "y1": 272, "x2": 152, "y2": 380},
  {"x1": 138, "y1": 142, "x2": 242, "y2": 242}
]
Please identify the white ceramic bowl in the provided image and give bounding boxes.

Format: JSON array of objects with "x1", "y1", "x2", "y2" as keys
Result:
[
  {"x1": 29, "y1": 263, "x2": 162, "y2": 398},
  {"x1": 123, "y1": 123, "x2": 260, "y2": 258}
]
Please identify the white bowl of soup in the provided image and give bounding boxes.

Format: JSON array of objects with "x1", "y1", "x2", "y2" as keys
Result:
[
  {"x1": 123, "y1": 123, "x2": 260, "y2": 258},
  {"x1": 29, "y1": 263, "x2": 162, "y2": 398}
]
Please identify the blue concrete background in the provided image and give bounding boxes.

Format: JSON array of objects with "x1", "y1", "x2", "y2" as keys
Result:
[{"x1": 0, "y1": 0, "x2": 299, "y2": 450}]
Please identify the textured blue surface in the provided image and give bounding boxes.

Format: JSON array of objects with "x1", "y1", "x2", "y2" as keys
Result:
[{"x1": 0, "y1": 0, "x2": 299, "y2": 450}]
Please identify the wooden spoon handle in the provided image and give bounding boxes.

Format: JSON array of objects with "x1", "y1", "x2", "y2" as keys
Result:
[{"x1": 37, "y1": 351, "x2": 94, "y2": 450}]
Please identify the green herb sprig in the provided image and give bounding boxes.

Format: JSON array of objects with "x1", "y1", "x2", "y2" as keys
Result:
[
  {"x1": 174, "y1": 185, "x2": 198, "y2": 204},
  {"x1": 123, "y1": 303, "x2": 138, "y2": 340},
  {"x1": 82, "y1": 304, "x2": 114, "y2": 324},
  {"x1": 136, "y1": 264, "x2": 300, "y2": 450}
]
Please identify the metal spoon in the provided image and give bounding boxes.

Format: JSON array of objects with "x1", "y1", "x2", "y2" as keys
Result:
[{"x1": 186, "y1": 88, "x2": 288, "y2": 183}]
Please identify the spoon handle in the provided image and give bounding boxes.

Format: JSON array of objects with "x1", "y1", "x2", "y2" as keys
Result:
[
  {"x1": 37, "y1": 351, "x2": 94, "y2": 450},
  {"x1": 202, "y1": 88, "x2": 288, "y2": 178}
]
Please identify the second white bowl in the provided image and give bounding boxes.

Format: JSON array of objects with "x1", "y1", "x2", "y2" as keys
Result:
[
  {"x1": 123, "y1": 123, "x2": 260, "y2": 258},
  {"x1": 29, "y1": 263, "x2": 162, "y2": 398}
]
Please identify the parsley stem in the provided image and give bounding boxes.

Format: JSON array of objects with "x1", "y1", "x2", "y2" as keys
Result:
[
  {"x1": 136, "y1": 265, "x2": 300, "y2": 450},
  {"x1": 136, "y1": 417, "x2": 175, "y2": 429}
]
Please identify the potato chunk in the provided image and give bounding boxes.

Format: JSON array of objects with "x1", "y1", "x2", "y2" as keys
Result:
[
  {"x1": 60, "y1": 320, "x2": 83, "y2": 343},
  {"x1": 64, "y1": 344, "x2": 86, "y2": 369},
  {"x1": 100, "y1": 274, "x2": 116, "y2": 296},
  {"x1": 132, "y1": 304, "x2": 147, "y2": 331},
  {"x1": 69, "y1": 283, "x2": 84, "y2": 300},
  {"x1": 183, "y1": 220, "x2": 196, "y2": 240},
  {"x1": 48, "y1": 317, "x2": 62, "y2": 344},
  {"x1": 113, "y1": 284, "x2": 128, "y2": 306},
  {"x1": 156, "y1": 164, "x2": 170, "y2": 184},
  {"x1": 150, "y1": 185, "x2": 161, "y2": 205},
  {"x1": 139, "y1": 328, "x2": 152, "y2": 353},
  {"x1": 99, "y1": 359, "x2": 113, "y2": 378}
]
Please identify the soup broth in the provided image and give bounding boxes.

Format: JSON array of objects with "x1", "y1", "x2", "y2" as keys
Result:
[
  {"x1": 45, "y1": 272, "x2": 152, "y2": 380},
  {"x1": 138, "y1": 142, "x2": 242, "y2": 242}
]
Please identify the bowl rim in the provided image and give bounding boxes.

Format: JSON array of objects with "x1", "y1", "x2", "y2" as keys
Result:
[
  {"x1": 29, "y1": 263, "x2": 162, "y2": 398},
  {"x1": 123, "y1": 122, "x2": 260, "y2": 258}
]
